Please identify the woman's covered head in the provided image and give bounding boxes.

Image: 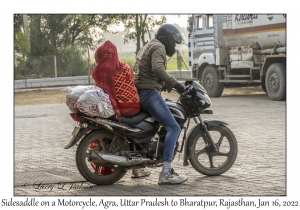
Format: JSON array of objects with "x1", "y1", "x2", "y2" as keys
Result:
[{"x1": 94, "y1": 40, "x2": 119, "y2": 66}]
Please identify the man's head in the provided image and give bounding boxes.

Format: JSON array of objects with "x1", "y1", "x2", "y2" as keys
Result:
[{"x1": 155, "y1": 24, "x2": 184, "y2": 57}]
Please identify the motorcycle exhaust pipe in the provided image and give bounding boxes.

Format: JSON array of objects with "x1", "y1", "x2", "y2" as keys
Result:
[{"x1": 89, "y1": 152, "x2": 150, "y2": 166}]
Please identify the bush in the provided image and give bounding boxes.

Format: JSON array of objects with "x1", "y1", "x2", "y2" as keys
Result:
[
  {"x1": 56, "y1": 46, "x2": 88, "y2": 77},
  {"x1": 14, "y1": 48, "x2": 89, "y2": 79},
  {"x1": 26, "y1": 56, "x2": 54, "y2": 77},
  {"x1": 56, "y1": 54, "x2": 87, "y2": 77}
]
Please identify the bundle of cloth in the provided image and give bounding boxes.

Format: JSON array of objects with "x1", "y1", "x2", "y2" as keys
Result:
[{"x1": 65, "y1": 85, "x2": 115, "y2": 118}]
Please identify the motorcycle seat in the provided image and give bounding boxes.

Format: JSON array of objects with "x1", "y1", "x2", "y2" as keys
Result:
[{"x1": 118, "y1": 110, "x2": 151, "y2": 125}]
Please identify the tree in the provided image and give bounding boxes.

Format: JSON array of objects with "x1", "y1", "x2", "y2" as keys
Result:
[
  {"x1": 77, "y1": 15, "x2": 92, "y2": 83},
  {"x1": 15, "y1": 14, "x2": 123, "y2": 58},
  {"x1": 15, "y1": 31, "x2": 27, "y2": 87},
  {"x1": 57, "y1": 14, "x2": 123, "y2": 82},
  {"x1": 121, "y1": 14, "x2": 166, "y2": 55},
  {"x1": 59, "y1": 14, "x2": 123, "y2": 50},
  {"x1": 14, "y1": 14, "x2": 27, "y2": 58},
  {"x1": 14, "y1": 14, "x2": 126, "y2": 80}
]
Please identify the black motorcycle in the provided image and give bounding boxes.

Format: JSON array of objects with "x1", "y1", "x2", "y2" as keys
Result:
[{"x1": 65, "y1": 81, "x2": 238, "y2": 185}]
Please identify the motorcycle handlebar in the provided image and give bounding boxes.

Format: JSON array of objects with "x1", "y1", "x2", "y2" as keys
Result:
[{"x1": 161, "y1": 82, "x2": 193, "y2": 96}]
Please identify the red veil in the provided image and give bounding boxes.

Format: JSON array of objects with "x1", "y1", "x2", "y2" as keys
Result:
[{"x1": 92, "y1": 40, "x2": 122, "y2": 117}]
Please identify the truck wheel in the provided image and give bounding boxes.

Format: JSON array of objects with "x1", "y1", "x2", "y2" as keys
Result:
[
  {"x1": 261, "y1": 76, "x2": 267, "y2": 93},
  {"x1": 265, "y1": 63, "x2": 286, "y2": 101},
  {"x1": 261, "y1": 84, "x2": 267, "y2": 93},
  {"x1": 202, "y1": 65, "x2": 224, "y2": 97}
]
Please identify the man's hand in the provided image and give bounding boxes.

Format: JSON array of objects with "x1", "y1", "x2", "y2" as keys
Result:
[{"x1": 174, "y1": 82, "x2": 185, "y2": 94}]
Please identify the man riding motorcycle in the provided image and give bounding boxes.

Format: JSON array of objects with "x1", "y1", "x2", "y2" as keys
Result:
[{"x1": 134, "y1": 23, "x2": 187, "y2": 184}]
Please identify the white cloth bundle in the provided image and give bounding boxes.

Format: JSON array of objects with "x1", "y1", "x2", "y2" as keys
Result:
[
  {"x1": 76, "y1": 88, "x2": 115, "y2": 118},
  {"x1": 66, "y1": 86, "x2": 97, "y2": 112},
  {"x1": 65, "y1": 86, "x2": 115, "y2": 118}
]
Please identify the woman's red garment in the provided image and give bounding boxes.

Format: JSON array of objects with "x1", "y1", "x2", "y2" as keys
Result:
[
  {"x1": 115, "y1": 61, "x2": 140, "y2": 116},
  {"x1": 92, "y1": 40, "x2": 140, "y2": 117},
  {"x1": 92, "y1": 40, "x2": 122, "y2": 116}
]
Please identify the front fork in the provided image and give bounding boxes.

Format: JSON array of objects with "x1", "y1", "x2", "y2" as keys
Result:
[
  {"x1": 177, "y1": 115, "x2": 218, "y2": 153},
  {"x1": 197, "y1": 116, "x2": 219, "y2": 152},
  {"x1": 181, "y1": 115, "x2": 219, "y2": 153}
]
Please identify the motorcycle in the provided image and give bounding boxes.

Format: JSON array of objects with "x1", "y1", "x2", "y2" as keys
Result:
[{"x1": 65, "y1": 81, "x2": 238, "y2": 185}]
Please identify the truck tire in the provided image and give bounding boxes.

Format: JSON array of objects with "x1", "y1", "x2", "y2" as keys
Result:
[
  {"x1": 202, "y1": 65, "x2": 224, "y2": 97},
  {"x1": 265, "y1": 63, "x2": 286, "y2": 101},
  {"x1": 261, "y1": 76, "x2": 267, "y2": 93},
  {"x1": 261, "y1": 84, "x2": 267, "y2": 93}
]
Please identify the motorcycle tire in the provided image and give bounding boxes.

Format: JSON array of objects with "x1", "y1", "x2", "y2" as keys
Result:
[
  {"x1": 76, "y1": 129, "x2": 128, "y2": 185},
  {"x1": 189, "y1": 125, "x2": 238, "y2": 176}
]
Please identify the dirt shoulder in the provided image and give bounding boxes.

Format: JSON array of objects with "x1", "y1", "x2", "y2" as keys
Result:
[{"x1": 14, "y1": 86, "x2": 265, "y2": 106}]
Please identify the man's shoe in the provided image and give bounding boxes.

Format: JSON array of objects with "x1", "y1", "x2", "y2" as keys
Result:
[
  {"x1": 131, "y1": 168, "x2": 151, "y2": 178},
  {"x1": 158, "y1": 168, "x2": 188, "y2": 185}
]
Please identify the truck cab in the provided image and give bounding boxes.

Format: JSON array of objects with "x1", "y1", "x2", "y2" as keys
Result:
[{"x1": 187, "y1": 14, "x2": 286, "y2": 101}]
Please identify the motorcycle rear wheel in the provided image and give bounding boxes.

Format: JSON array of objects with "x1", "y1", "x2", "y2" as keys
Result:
[
  {"x1": 189, "y1": 125, "x2": 237, "y2": 176},
  {"x1": 76, "y1": 129, "x2": 128, "y2": 185}
]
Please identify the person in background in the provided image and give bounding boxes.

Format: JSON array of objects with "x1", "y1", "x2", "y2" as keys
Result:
[
  {"x1": 92, "y1": 40, "x2": 150, "y2": 178},
  {"x1": 134, "y1": 24, "x2": 188, "y2": 184}
]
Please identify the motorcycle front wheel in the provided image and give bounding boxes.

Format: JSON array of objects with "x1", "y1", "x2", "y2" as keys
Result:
[
  {"x1": 76, "y1": 129, "x2": 128, "y2": 185},
  {"x1": 189, "y1": 125, "x2": 238, "y2": 176}
]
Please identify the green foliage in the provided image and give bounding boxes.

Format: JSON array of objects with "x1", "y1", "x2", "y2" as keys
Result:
[
  {"x1": 14, "y1": 14, "x2": 123, "y2": 58},
  {"x1": 14, "y1": 46, "x2": 88, "y2": 79},
  {"x1": 56, "y1": 47, "x2": 87, "y2": 77},
  {"x1": 14, "y1": 14, "x2": 190, "y2": 81},
  {"x1": 15, "y1": 31, "x2": 26, "y2": 60}
]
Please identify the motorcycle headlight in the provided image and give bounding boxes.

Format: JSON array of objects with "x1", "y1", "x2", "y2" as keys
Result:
[{"x1": 196, "y1": 92, "x2": 212, "y2": 108}]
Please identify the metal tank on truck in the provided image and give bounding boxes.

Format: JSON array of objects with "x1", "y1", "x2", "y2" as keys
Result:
[{"x1": 187, "y1": 14, "x2": 286, "y2": 101}]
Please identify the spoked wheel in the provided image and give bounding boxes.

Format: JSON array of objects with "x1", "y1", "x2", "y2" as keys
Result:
[
  {"x1": 189, "y1": 125, "x2": 238, "y2": 176},
  {"x1": 76, "y1": 130, "x2": 128, "y2": 185}
]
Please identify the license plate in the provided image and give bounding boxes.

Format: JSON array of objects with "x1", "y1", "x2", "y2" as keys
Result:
[{"x1": 71, "y1": 126, "x2": 81, "y2": 137}]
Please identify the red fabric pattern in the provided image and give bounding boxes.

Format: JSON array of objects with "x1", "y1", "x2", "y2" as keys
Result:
[
  {"x1": 115, "y1": 62, "x2": 140, "y2": 116},
  {"x1": 92, "y1": 40, "x2": 122, "y2": 116}
]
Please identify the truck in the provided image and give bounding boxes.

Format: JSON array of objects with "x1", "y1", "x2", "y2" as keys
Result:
[{"x1": 187, "y1": 14, "x2": 286, "y2": 101}]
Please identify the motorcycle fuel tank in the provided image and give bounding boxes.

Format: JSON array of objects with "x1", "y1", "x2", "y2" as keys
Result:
[{"x1": 165, "y1": 99, "x2": 188, "y2": 125}]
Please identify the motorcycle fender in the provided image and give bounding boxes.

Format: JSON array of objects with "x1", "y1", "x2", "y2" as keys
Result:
[
  {"x1": 183, "y1": 120, "x2": 228, "y2": 166},
  {"x1": 64, "y1": 124, "x2": 100, "y2": 149},
  {"x1": 204, "y1": 120, "x2": 228, "y2": 130}
]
